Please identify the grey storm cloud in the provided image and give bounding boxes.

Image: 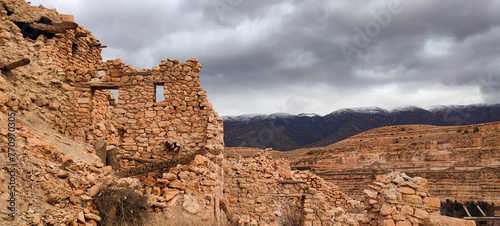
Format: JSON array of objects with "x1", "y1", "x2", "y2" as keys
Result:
[{"x1": 30, "y1": 0, "x2": 500, "y2": 115}]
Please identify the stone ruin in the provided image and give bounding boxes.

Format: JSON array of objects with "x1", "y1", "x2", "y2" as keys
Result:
[
  {"x1": 0, "y1": 0, "x2": 224, "y2": 168},
  {"x1": 0, "y1": 0, "x2": 478, "y2": 225}
]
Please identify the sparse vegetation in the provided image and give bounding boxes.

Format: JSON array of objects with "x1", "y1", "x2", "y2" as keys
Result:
[
  {"x1": 457, "y1": 128, "x2": 462, "y2": 133},
  {"x1": 393, "y1": 138, "x2": 399, "y2": 143},
  {"x1": 464, "y1": 130, "x2": 469, "y2": 134},
  {"x1": 440, "y1": 199, "x2": 495, "y2": 225},
  {"x1": 94, "y1": 186, "x2": 150, "y2": 226},
  {"x1": 306, "y1": 151, "x2": 314, "y2": 155},
  {"x1": 473, "y1": 127, "x2": 479, "y2": 133},
  {"x1": 400, "y1": 128, "x2": 405, "y2": 131},
  {"x1": 278, "y1": 198, "x2": 302, "y2": 226}
]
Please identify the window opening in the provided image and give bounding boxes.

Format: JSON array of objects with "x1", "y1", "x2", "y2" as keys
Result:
[
  {"x1": 109, "y1": 89, "x2": 119, "y2": 104},
  {"x1": 72, "y1": 43, "x2": 78, "y2": 55},
  {"x1": 155, "y1": 84, "x2": 165, "y2": 102},
  {"x1": 3, "y1": 3, "x2": 13, "y2": 16}
]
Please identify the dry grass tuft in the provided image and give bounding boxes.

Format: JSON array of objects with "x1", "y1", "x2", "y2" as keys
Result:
[{"x1": 94, "y1": 186, "x2": 150, "y2": 226}]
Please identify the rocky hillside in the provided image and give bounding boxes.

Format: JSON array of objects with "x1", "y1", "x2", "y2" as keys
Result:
[
  {"x1": 223, "y1": 105, "x2": 500, "y2": 151},
  {"x1": 286, "y1": 121, "x2": 500, "y2": 215}
]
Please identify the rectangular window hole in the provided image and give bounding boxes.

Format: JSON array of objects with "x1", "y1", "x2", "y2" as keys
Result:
[
  {"x1": 155, "y1": 84, "x2": 165, "y2": 102},
  {"x1": 109, "y1": 89, "x2": 119, "y2": 104}
]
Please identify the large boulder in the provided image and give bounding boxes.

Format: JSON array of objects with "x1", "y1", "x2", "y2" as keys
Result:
[{"x1": 424, "y1": 215, "x2": 476, "y2": 226}]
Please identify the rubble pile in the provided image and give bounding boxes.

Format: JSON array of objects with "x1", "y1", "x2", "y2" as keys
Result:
[
  {"x1": 362, "y1": 171, "x2": 475, "y2": 226},
  {"x1": 222, "y1": 149, "x2": 364, "y2": 225}
]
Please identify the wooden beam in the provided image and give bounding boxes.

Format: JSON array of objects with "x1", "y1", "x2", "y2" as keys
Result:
[
  {"x1": 28, "y1": 22, "x2": 78, "y2": 33},
  {"x1": 464, "y1": 217, "x2": 500, "y2": 221},
  {"x1": 476, "y1": 205, "x2": 487, "y2": 217},
  {"x1": 52, "y1": 22, "x2": 79, "y2": 29},
  {"x1": 80, "y1": 81, "x2": 127, "y2": 88},
  {"x1": 145, "y1": 80, "x2": 175, "y2": 84},
  {"x1": 89, "y1": 42, "x2": 101, "y2": 47},
  {"x1": 75, "y1": 31, "x2": 87, "y2": 37},
  {"x1": 463, "y1": 204, "x2": 472, "y2": 217},
  {"x1": 123, "y1": 71, "x2": 151, "y2": 76},
  {"x1": 277, "y1": 180, "x2": 306, "y2": 184},
  {"x1": 0, "y1": 58, "x2": 30, "y2": 71},
  {"x1": 122, "y1": 156, "x2": 162, "y2": 164},
  {"x1": 262, "y1": 193, "x2": 307, "y2": 197}
]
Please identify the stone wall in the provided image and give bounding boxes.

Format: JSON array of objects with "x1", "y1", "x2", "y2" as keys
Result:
[
  {"x1": 0, "y1": 0, "x2": 224, "y2": 168},
  {"x1": 362, "y1": 171, "x2": 475, "y2": 226},
  {"x1": 222, "y1": 149, "x2": 363, "y2": 225}
]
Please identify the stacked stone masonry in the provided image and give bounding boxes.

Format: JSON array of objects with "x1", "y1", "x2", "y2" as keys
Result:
[
  {"x1": 361, "y1": 171, "x2": 475, "y2": 226},
  {"x1": 0, "y1": 0, "x2": 224, "y2": 169},
  {"x1": 0, "y1": 1, "x2": 482, "y2": 225},
  {"x1": 222, "y1": 149, "x2": 364, "y2": 225}
]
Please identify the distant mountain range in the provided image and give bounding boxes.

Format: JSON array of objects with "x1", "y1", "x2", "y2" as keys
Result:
[{"x1": 222, "y1": 104, "x2": 500, "y2": 151}]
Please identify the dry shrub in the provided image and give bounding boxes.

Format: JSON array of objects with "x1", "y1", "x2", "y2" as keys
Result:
[
  {"x1": 94, "y1": 186, "x2": 149, "y2": 226},
  {"x1": 278, "y1": 198, "x2": 303, "y2": 226}
]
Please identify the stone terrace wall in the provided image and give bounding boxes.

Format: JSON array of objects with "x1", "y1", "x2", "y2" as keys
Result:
[{"x1": 222, "y1": 149, "x2": 363, "y2": 225}]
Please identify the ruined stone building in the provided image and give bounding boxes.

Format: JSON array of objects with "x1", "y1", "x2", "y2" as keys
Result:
[
  {"x1": 0, "y1": 0, "x2": 224, "y2": 169},
  {"x1": 0, "y1": 1, "x2": 480, "y2": 225}
]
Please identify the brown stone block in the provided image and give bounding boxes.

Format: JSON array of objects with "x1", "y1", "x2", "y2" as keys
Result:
[
  {"x1": 402, "y1": 195, "x2": 422, "y2": 204},
  {"x1": 423, "y1": 197, "x2": 441, "y2": 208},
  {"x1": 424, "y1": 215, "x2": 475, "y2": 226},
  {"x1": 401, "y1": 205, "x2": 414, "y2": 215},
  {"x1": 399, "y1": 187, "x2": 416, "y2": 195},
  {"x1": 143, "y1": 176, "x2": 156, "y2": 187},
  {"x1": 383, "y1": 219, "x2": 395, "y2": 226},
  {"x1": 413, "y1": 209, "x2": 429, "y2": 219}
]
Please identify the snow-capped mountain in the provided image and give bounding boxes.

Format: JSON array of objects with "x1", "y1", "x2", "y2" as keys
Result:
[{"x1": 223, "y1": 104, "x2": 500, "y2": 151}]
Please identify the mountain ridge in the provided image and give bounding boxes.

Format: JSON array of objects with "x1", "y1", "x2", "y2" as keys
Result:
[{"x1": 223, "y1": 104, "x2": 500, "y2": 151}]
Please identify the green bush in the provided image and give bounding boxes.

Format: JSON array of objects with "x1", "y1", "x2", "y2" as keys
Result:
[
  {"x1": 473, "y1": 127, "x2": 479, "y2": 133},
  {"x1": 394, "y1": 138, "x2": 399, "y2": 143}
]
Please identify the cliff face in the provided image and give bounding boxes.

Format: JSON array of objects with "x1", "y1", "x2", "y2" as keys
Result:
[{"x1": 291, "y1": 122, "x2": 500, "y2": 211}]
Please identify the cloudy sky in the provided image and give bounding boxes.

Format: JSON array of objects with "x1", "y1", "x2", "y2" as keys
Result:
[{"x1": 30, "y1": 0, "x2": 500, "y2": 116}]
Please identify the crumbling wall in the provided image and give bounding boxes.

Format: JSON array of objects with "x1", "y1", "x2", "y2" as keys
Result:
[
  {"x1": 222, "y1": 149, "x2": 363, "y2": 225},
  {"x1": 361, "y1": 171, "x2": 476, "y2": 226},
  {"x1": 89, "y1": 89, "x2": 119, "y2": 144},
  {"x1": 67, "y1": 57, "x2": 224, "y2": 167},
  {"x1": 0, "y1": 0, "x2": 224, "y2": 169}
]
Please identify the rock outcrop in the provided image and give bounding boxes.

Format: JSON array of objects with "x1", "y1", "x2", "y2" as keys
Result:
[{"x1": 291, "y1": 123, "x2": 500, "y2": 216}]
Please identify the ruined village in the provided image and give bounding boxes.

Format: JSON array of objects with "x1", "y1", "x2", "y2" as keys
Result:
[{"x1": 0, "y1": 1, "x2": 498, "y2": 225}]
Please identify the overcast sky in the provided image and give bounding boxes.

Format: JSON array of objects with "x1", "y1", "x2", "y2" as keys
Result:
[{"x1": 30, "y1": 0, "x2": 500, "y2": 116}]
